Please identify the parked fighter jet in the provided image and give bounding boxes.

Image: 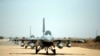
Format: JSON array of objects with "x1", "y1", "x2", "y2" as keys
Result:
[
  {"x1": 20, "y1": 27, "x2": 37, "y2": 49},
  {"x1": 11, "y1": 26, "x2": 37, "y2": 49},
  {"x1": 35, "y1": 18, "x2": 71, "y2": 55},
  {"x1": 10, "y1": 37, "x2": 19, "y2": 45},
  {"x1": 20, "y1": 36, "x2": 37, "y2": 49}
]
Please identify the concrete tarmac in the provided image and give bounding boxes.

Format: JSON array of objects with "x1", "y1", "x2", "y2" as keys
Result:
[{"x1": 0, "y1": 39, "x2": 100, "y2": 56}]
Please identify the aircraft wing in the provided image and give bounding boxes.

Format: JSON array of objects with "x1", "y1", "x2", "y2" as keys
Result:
[
  {"x1": 20, "y1": 38, "x2": 37, "y2": 41},
  {"x1": 53, "y1": 38, "x2": 71, "y2": 48}
]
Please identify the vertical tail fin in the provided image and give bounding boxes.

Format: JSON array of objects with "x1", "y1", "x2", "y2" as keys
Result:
[
  {"x1": 30, "y1": 26, "x2": 31, "y2": 38},
  {"x1": 43, "y1": 18, "x2": 45, "y2": 36}
]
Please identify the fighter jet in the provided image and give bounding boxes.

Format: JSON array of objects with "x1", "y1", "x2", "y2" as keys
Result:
[
  {"x1": 20, "y1": 36, "x2": 37, "y2": 49},
  {"x1": 11, "y1": 26, "x2": 37, "y2": 49},
  {"x1": 9, "y1": 37, "x2": 20, "y2": 45},
  {"x1": 35, "y1": 18, "x2": 71, "y2": 55},
  {"x1": 20, "y1": 27, "x2": 37, "y2": 49}
]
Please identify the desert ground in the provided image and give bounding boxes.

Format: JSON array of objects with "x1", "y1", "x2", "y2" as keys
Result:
[{"x1": 0, "y1": 39, "x2": 100, "y2": 56}]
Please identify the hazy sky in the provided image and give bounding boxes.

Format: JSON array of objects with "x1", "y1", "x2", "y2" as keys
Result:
[{"x1": 0, "y1": 0, "x2": 100, "y2": 38}]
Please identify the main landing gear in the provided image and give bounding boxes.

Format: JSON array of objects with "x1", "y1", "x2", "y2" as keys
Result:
[{"x1": 35, "y1": 46, "x2": 56, "y2": 55}]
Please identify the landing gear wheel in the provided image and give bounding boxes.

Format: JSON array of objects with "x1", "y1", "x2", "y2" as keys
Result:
[
  {"x1": 53, "y1": 49, "x2": 56, "y2": 55},
  {"x1": 25, "y1": 46, "x2": 27, "y2": 49},
  {"x1": 36, "y1": 46, "x2": 38, "y2": 54},
  {"x1": 46, "y1": 50, "x2": 48, "y2": 55},
  {"x1": 36, "y1": 49, "x2": 38, "y2": 54},
  {"x1": 46, "y1": 48, "x2": 48, "y2": 55}
]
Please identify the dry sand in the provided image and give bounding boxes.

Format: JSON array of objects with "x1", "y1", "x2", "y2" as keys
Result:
[{"x1": 0, "y1": 39, "x2": 100, "y2": 56}]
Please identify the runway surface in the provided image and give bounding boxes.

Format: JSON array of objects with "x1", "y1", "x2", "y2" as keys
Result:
[{"x1": 0, "y1": 39, "x2": 100, "y2": 56}]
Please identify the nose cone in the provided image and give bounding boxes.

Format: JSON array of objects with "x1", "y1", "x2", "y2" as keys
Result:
[{"x1": 43, "y1": 35, "x2": 54, "y2": 42}]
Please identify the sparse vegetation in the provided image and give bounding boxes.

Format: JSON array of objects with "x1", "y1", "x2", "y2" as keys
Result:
[
  {"x1": 72, "y1": 39, "x2": 100, "y2": 49},
  {"x1": 0, "y1": 36, "x2": 4, "y2": 39},
  {"x1": 94, "y1": 36, "x2": 100, "y2": 42}
]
